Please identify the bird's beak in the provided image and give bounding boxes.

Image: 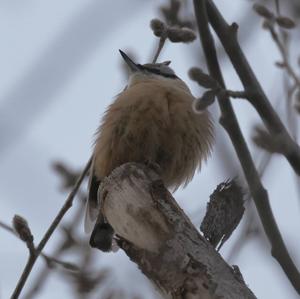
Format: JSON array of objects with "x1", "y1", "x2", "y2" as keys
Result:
[{"x1": 119, "y1": 50, "x2": 141, "y2": 72}]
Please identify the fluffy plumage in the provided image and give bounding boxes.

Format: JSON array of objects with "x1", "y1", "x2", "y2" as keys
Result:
[
  {"x1": 93, "y1": 76, "x2": 213, "y2": 189},
  {"x1": 86, "y1": 57, "x2": 214, "y2": 251}
]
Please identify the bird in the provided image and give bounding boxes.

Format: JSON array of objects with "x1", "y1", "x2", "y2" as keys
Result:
[{"x1": 86, "y1": 50, "x2": 214, "y2": 252}]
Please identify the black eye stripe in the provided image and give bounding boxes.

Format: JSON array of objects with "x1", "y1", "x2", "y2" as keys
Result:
[{"x1": 141, "y1": 66, "x2": 178, "y2": 79}]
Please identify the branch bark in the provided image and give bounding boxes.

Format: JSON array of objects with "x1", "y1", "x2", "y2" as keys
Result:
[
  {"x1": 193, "y1": 0, "x2": 300, "y2": 294},
  {"x1": 100, "y1": 163, "x2": 256, "y2": 299},
  {"x1": 205, "y1": 0, "x2": 300, "y2": 175}
]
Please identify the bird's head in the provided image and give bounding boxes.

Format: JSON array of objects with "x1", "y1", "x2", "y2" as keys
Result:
[{"x1": 119, "y1": 50, "x2": 187, "y2": 89}]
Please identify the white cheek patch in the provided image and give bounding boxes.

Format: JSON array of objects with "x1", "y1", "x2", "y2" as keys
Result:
[
  {"x1": 128, "y1": 73, "x2": 147, "y2": 87},
  {"x1": 127, "y1": 74, "x2": 135, "y2": 87}
]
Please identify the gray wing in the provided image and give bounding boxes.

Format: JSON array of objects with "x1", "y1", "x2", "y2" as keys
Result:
[{"x1": 84, "y1": 159, "x2": 101, "y2": 233}]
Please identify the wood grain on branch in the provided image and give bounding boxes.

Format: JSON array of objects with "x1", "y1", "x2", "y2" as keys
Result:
[
  {"x1": 100, "y1": 162, "x2": 256, "y2": 299},
  {"x1": 193, "y1": 0, "x2": 300, "y2": 294}
]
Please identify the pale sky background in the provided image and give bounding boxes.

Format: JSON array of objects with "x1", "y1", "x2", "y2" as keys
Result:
[{"x1": 0, "y1": 1, "x2": 300, "y2": 298}]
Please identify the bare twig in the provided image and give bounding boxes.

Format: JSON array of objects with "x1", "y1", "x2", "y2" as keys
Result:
[
  {"x1": 226, "y1": 202, "x2": 260, "y2": 263},
  {"x1": 160, "y1": 0, "x2": 195, "y2": 29},
  {"x1": 268, "y1": 26, "x2": 300, "y2": 87},
  {"x1": 11, "y1": 157, "x2": 92, "y2": 299},
  {"x1": 150, "y1": 18, "x2": 196, "y2": 63},
  {"x1": 23, "y1": 200, "x2": 85, "y2": 299},
  {"x1": 152, "y1": 35, "x2": 167, "y2": 63},
  {"x1": 227, "y1": 89, "x2": 284, "y2": 259},
  {"x1": 23, "y1": 161, "x2": 89, "y2": 298},
  {"x1": 0, "y1": 220, "x2": 15, "y2": 234},
  {"x1": 274, "y1": 0, "x2": 280, "y2": 15},
  {"x1": 227, "y1": 151, "x2": 272, "y2": 262},
  {"x1": 0, "y1": 220, "x2": 79, "y2": 272},
  {"x1": 205, "y1": 0, "x2": 300, "y2": 176},
  {"x1": 193, "y1": 0, "x2": 300, "y2": 293},
  {"x1": 257, "y1": 1, "x2": 300, "y2": 203},
  {"x1": 60, "y1": 242, "x2": 108, "y2": 298},
  {"x1": 220, "y1": 90, "x2": 249, "y2": 99}
]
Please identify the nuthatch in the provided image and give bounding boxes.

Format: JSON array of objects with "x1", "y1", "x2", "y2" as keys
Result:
[{"x1": 86, "y1": 50, "x2": 214, "y2": 251}]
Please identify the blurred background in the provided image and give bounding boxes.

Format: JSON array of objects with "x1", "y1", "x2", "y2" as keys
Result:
[{"x1": 0, "y1": 0, "x2": 300, "y2": 298}]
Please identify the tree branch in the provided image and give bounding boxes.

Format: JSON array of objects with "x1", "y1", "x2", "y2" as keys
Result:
[
  {"x1": 205, "y1": 0, "x2": 300, "y2": 175},
  {"x1": 0, "y1": 220, "x2": 79, "y2": 272},
  {"x1": 11, "y1": 157, "x2": 92, "y2": 299},
  {"x1": 100, "y1": 162, "x2": 256, "y2": 299},
  {"x1": 193, "y1": 0, "x2": 300, "y2": 294},
  {"x1": 23, "y1": 200, "x2": 85, "y2": 299}
]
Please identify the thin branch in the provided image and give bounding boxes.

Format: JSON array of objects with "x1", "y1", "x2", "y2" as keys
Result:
[
  {"x1": 205, "y1": 0, "x2": 300, "y2": 176},
  {"x1": 268, "y1": 26, "x2": 300, "y2": 87},
  {"x1": 0, "y1": 220, "x2": 15, "y2": 234},
  {"x1": 150, "y1": 18, "x2": 196, "y2": 63},
  {"x1": 23, "y1": 198, "x2": 85, "y2": 299},
  {"x1": 220, "y1": 89, "x2": 249, "y2": 99},
  {"x1": 11, "y1": 157, "x2": 92, "y2": 299},
  {"x1": 274, "y1": 0, "x2": 280, "y2": 15},
  {"x1": 226, "y1": 203, "x2": 260, "y2": 263},
  {"x1": 227, "y1": 151, "x2": 272, "y2": 262},
  {"x1": 0, "y1": 220, "x2": 79, "y2": 271},
  {"x1": 193, "y1": 0, "x2": 300, "y2": 294},
  {"x1": 273, "y1": 6, "x2": 300, "y2": 204},
  {"x1": 152, "y1": 36, "x2": 167, "y2": 63}
]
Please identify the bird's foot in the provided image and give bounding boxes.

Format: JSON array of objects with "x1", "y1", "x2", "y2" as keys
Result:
[{"x1": 144, "y1": 160, "x2": 162, "y2": 176}]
